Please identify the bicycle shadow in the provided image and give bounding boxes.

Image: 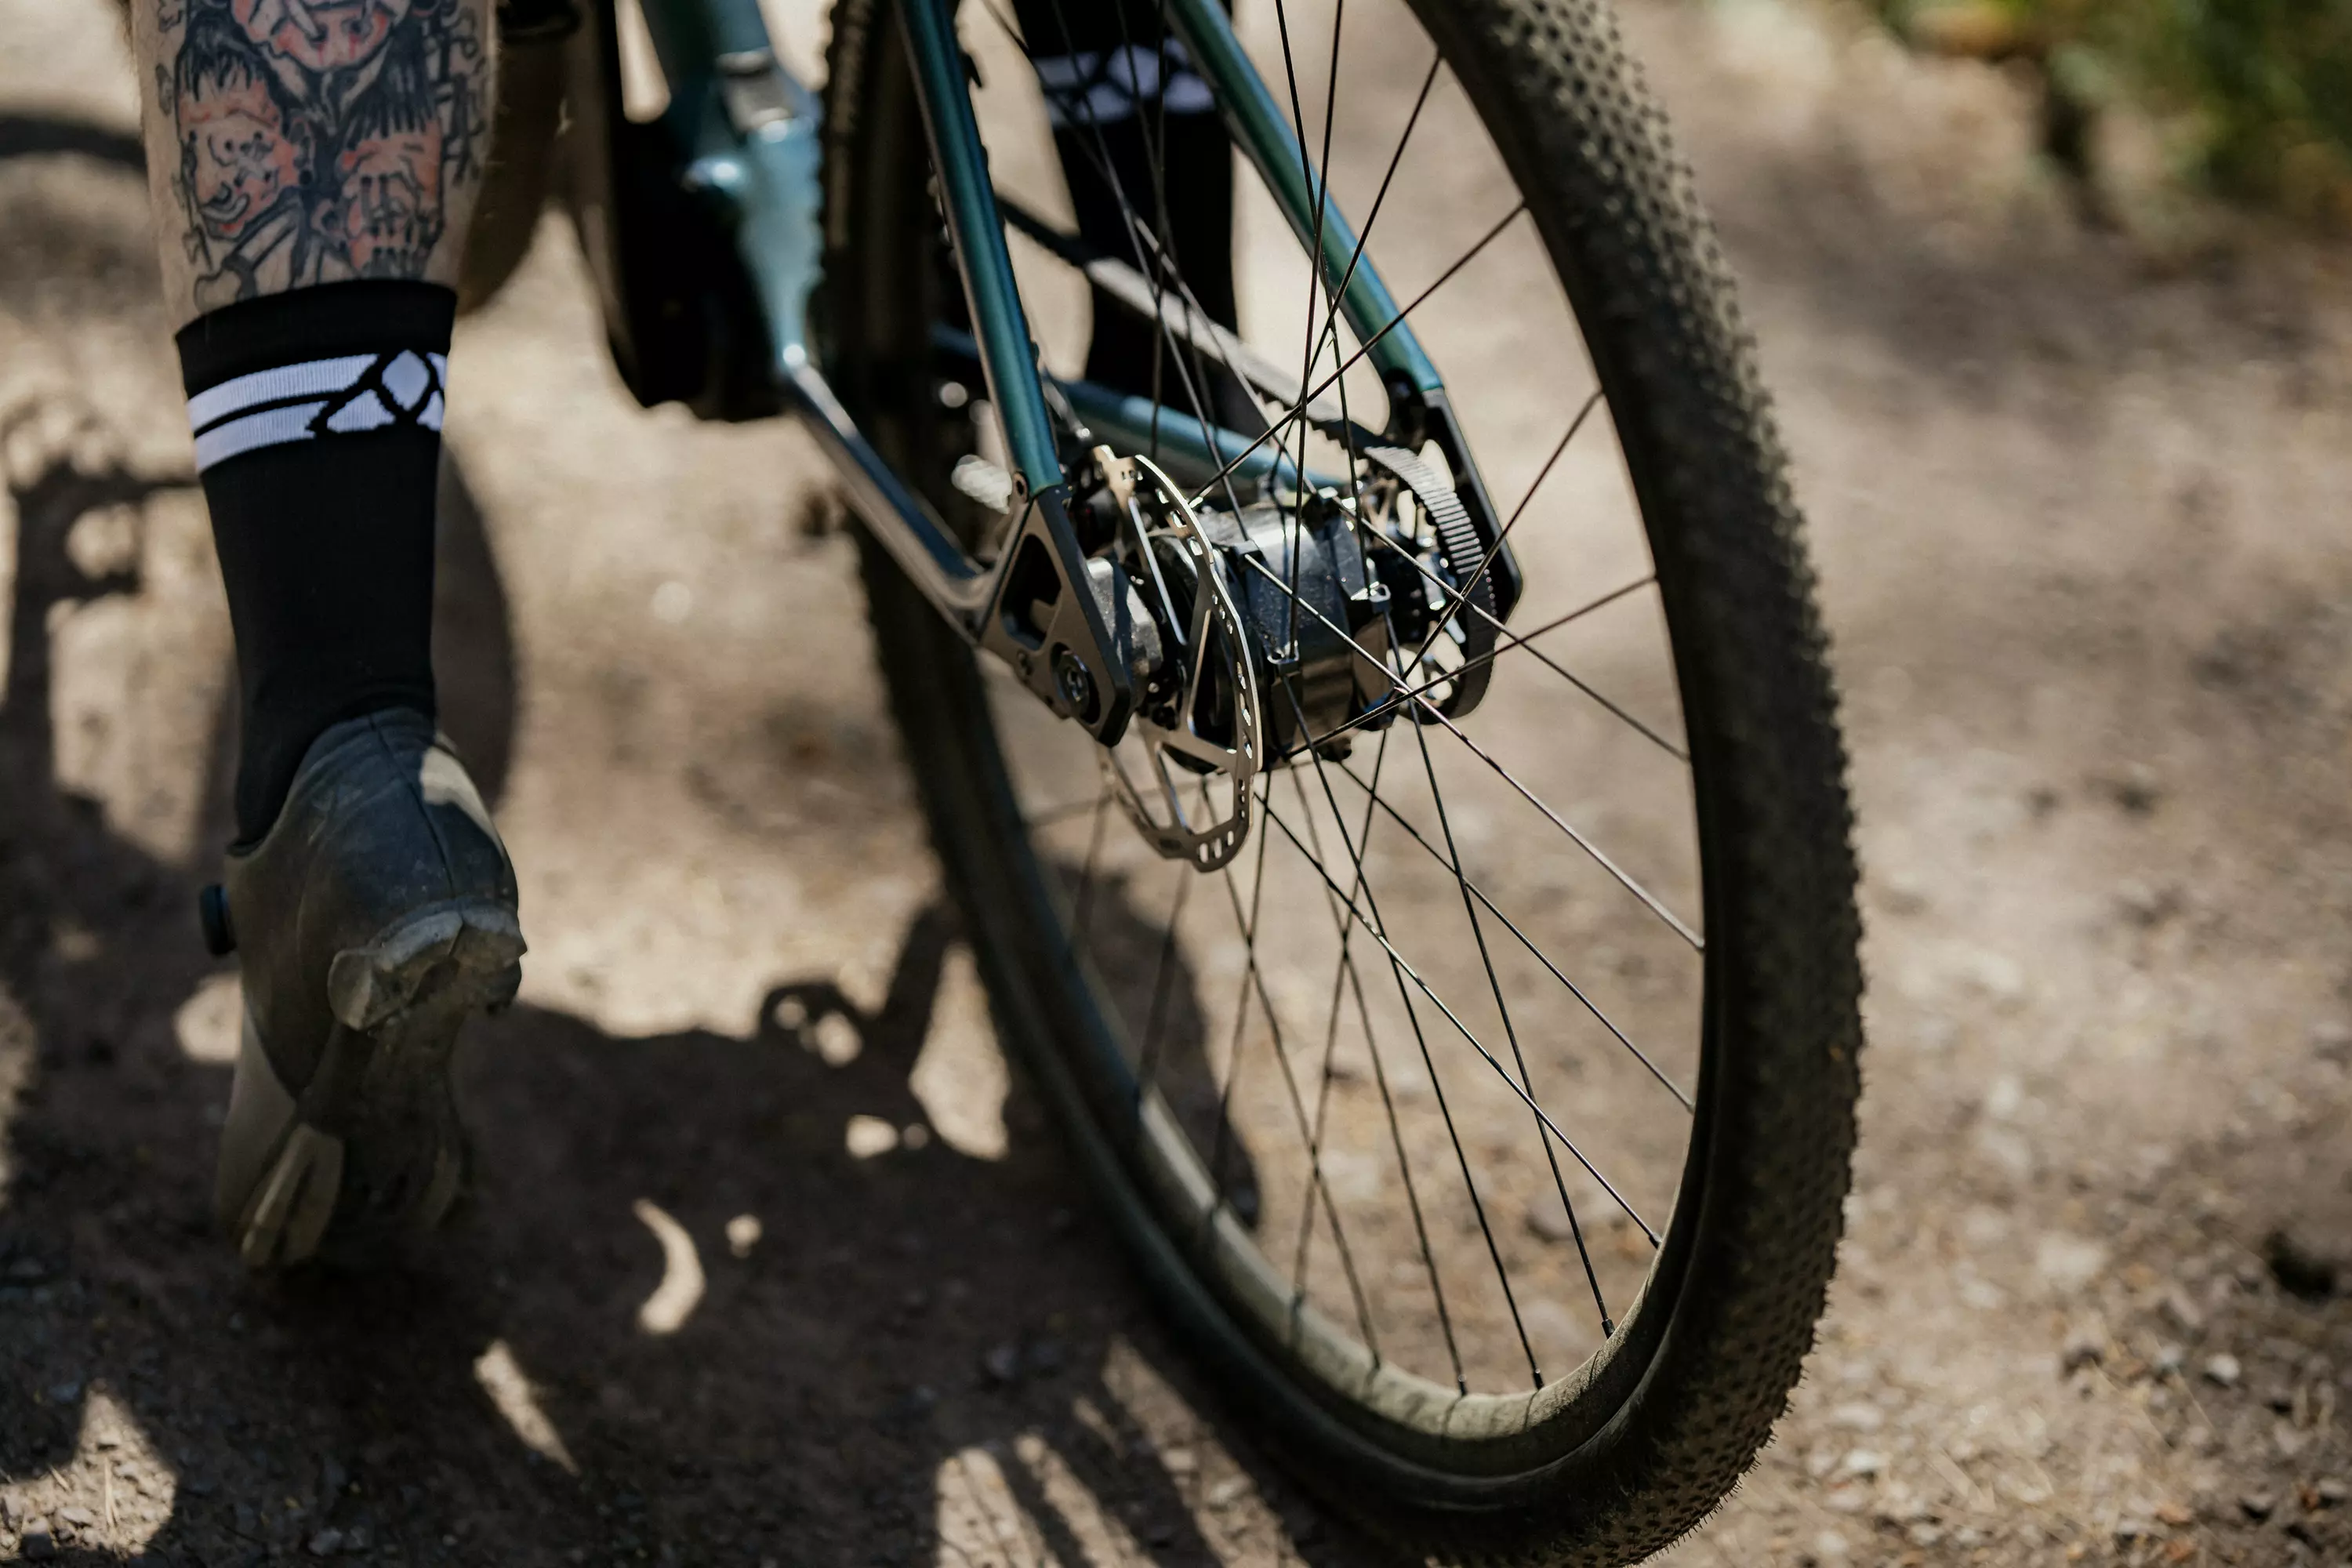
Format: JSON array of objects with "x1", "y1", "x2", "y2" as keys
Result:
[{"x1": 0, "y1": 114, "x2": 1367, "y2": 1568}]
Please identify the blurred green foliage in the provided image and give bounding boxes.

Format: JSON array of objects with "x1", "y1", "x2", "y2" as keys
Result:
[{"x1": 1875, "y1": 0, "x2": 2352, "y2": 220}]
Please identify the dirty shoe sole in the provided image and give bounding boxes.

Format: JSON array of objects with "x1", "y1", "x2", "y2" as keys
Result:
[{"x1": 217, "y1": 902, "x2": 524, "y2": 1269}]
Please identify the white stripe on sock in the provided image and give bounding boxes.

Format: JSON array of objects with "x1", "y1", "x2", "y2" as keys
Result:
[
  {"x1": 187, "y1": 354, "x2": 379, "y2": 434},
  {"x1": 186, "y1": 350, "x2": 450, "y2": 470},
  {"x1": 1033, "y1": 44, "x2": 1213, "y2": 128},
  {"x1": 191, "y1": 401, "x2": 329, "y2": 470}
]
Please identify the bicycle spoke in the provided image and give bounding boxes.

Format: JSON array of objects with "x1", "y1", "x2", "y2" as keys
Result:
[
  {"x1": 1258, "y1": 768, "x2": 1541, "y2": 1386},
  {"x1": 1298, "y1": 572, "x2": 1662, "y2": 756},
  {"x1": 950, "y1": 0, "x2": 1729, "y2": 1402},
  {"x1": 1233, "y1": 549, "x2": 1703, "y2": 946},
  {"x1": 1271, "y1": 642, "x2": 1601, "y2": 1374},
  {"x1": 1256, "y1": 797, "x2": 1661, "y2": 1245},
  {"x1": 1414, "y1": 696, "x2": 1700, "y2": 949},
  {"x1": 1023, "y1": 0, "x2": 1257, "y2": 520},
  {"x1": 1205, "y1": 771, "x2": 1385, "y2": 1359},
  {"x1": 1398, "y1": 387, "x2": 1601, "y2": 677},
  {"x1": 1328, "y1": 757, "x2": 1694, "y2": 1110},
  {"x1": 1363, "y1": 526, "x2": 1689, "y2": 763},
  {"x1": 1204, "y1": 771, "x2": 1274, "y2": 1220},
  {"x1": 1400, "y1": 672, "x2": 1613, "y2": 1345},
  {"x1": 1130, "y1": 858, "x2": 1192, "y2": 1117},
  {"x1": 1280, "y1": 727, "x2": 1388, "y2": 1320},
  {"x1": 994, "y1": 0, "x2": 1317, "y2": 543},
  {"x1": 1325, "y1": 785, "x2": 1469, "y2": 1388},
  {"x1": 1022, "y1": 793, "x2": 1119, "y2": 833},
  {"x1": 1070, "y1": 782, "x2": 1112, "y2": 936},
  {"x1": 1189, "y1": 201, "x2": 1529, "y2": 508}
]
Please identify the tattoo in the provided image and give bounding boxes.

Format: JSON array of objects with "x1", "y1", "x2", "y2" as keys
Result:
[{"x1": 162, "y1": 0, "x2": 485, "y2": 308}]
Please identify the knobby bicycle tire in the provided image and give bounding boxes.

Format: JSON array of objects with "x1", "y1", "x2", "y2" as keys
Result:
[{"x1": 818, "y1": 0, "x2": 1864, "y2": 1559}]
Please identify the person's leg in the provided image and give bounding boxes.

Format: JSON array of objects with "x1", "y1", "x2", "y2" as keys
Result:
[
  {"x1": 132, "y1": 0, "x2": 523, "y2": 1267},
  {"x1": 134, "y1": 0, "x2": 497, "y2": 839},
  {"x1": 1011, "y1": 0, "x2": 1249, "y2": 424}
]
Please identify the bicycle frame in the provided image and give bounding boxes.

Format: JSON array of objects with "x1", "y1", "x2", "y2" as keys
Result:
[{"x1": 561, "y1": 0, "x2": 1515, "y2": 746}]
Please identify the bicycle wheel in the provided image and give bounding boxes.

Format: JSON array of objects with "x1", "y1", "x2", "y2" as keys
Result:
[{"x1": 822, "y1": 0, "x2": 1861, "y2": 1560}]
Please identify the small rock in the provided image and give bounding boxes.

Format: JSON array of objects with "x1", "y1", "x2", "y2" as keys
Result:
[
  {"x1": 1162, "y1": 1446, "x2": 1199, "y2": 1476},
  {"x1": 1827, "y1": 1401, "x2": 1883, "y2": 1432},
  {"x1": 2114, "y1": 881, "x2": 2179, "y2": 927},
  {"x1": 2202, "y1": 1352, "x2": 2241, "y2": 1388},
  {"x1": 2104, "y1": 763, "x2": 2162, "y2": 815},
  {"x1": 93, "y1": 1432, "x2": 121, "y2": 1450},
  {"x1": 2318, "y1": 1478, "x2": 2349, "y2": 1506},
  {"x1": 2238, "y1": 1492, "x2": 2276, "y2": 1521},
  {"x1": 20, "y1": 1525, "x2": 56, "y2": 1560},
  {"x1": 2060, "y1": 1324, "x2": 2106, "y2": 1374},
  {"x1": 2263, "y1": 1228, "x2": 2339, "y2": 1299},
  {"x1": 45, "y1": 1381, "x2": 81, "y2": 1405},
  {"x1": 2154, "y1": 1501, "x2": 2195, "y2": 1526},
  {"x1": 2284, "y1": 1517, "x2": 2319, "y2": 1545},
  {"x1": 2159, "y1": 1287, "x2": 2205, "y2": 1334},
  {"x1": 1838, "y1": 1450, "x2": 1885, "y2": 1478},
  {"x1": 1206, "y1": 1475, "x2": 1250, "y2": 1509},
  {"x1": 1810, "y1": 1529, "x2": 1850, "y2": 1560},
  {"x1": 1906, "y1": 1522, "x2": 1943, "y2": 1547},
  {"x1": 2153, "y1": 1342, "x2": 2186, "y2": 1376},
  {"x1": 343, "y1": 1524, "x2": 370, "y2": 1552},
  {"x1": 306, "y1": 1527, "x2": 345, "y2": 1556},
  {"x1": 981, "y1": 1343, "x2": 1022, "y2": 1385},
  {"x1": 725, "y1": 1214, "x2": 763, "y2": 1258},
  {"x1": 1027, "y1": 1338, "x2": 1067, "y2": 1375},
  {"x1": 2036, "y1": 1232, "x2": 2109, "y2": 1293},
  {"x1": 58, "y1": 1506, "x2": 94, "y2": 1528},
  {"x1": 2113, "y1": 1516, "x2": 2155, "y2": 1543},
  {"x1": 2312, "y1": 1019, "x2": 2352, "y2": 1064},
  {"x1": 2263, "y1": 1384, "x2": 2296, "y2": 1413}
]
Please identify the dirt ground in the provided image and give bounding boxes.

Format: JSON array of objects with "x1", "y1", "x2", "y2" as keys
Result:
[{"x1": 8, "y1": 0, "x2": 2352, "y2": 1563}]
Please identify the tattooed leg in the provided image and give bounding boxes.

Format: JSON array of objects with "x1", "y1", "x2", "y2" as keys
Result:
[
  {"x1": 136, "y1": 0, "x2": 492, "y2": 319},
  {"x1": 134, "y1": 0, "x2": 499, "y2": 850}
]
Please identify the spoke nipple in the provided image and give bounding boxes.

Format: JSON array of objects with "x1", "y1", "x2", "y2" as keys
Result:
[{"x1": 1602, "y1": 1316, "x2": 1617, "y2": 1338}]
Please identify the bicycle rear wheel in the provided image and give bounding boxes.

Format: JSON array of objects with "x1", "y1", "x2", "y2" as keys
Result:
[{"x1": 822, "y1": 0, "x2": 1861, "y2": 1559}]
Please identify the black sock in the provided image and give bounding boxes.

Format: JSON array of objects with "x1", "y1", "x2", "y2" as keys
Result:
[
  {"x1": 1013, "y1": 0, "x2": 1248, "y2": 421},
  {"x1": 176, "y1": 280, "x2": 452, "y2": 846}
]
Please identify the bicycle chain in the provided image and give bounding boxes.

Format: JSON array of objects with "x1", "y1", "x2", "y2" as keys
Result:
[{"x1": 1361, "y1": 445, "x2": 1496, "y2": 717}]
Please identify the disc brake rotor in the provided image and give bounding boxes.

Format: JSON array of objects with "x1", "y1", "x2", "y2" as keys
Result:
[{"x1": 1096, "y1": 449, "x2": 1263, "y2": 872}]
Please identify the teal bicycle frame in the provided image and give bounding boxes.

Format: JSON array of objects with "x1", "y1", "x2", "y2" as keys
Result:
[{"x1": 569, "y1": 0, "x2": 1501, "y2": 746}]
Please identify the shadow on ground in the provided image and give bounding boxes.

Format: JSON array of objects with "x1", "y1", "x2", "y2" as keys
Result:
[{"x1": 0, "y1": 116, "x2": 1366, "y2": 1568}]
